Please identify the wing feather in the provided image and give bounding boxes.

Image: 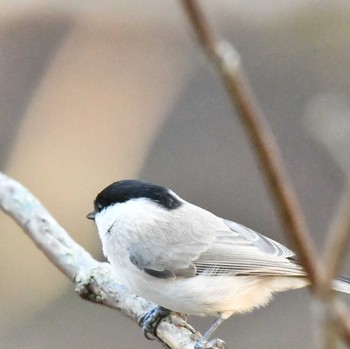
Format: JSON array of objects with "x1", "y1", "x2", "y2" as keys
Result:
[
  {"x1": 128, "y1": 202, "x2": 305, "y2": 278},
  {"x1": 194, "y1": 219, "x2": 304, "y2": 276}
]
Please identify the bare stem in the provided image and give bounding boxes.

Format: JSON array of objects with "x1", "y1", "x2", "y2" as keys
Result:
[
  {"x1": 334, "y1": 300, "x2": 350, "y2": 347},
  {"x1": 321, "y1": 184, "x2": 350, "y2": 296},
  {"x1": 180, "y1": 0, "x2": 321, "y2": 289}
]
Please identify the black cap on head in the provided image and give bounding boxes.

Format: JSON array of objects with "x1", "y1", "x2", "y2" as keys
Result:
[{"x1": 91, "y1": 180, "x2": 182, "y2": 215}]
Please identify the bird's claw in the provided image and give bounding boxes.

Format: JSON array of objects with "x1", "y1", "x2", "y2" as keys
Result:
[
  {"x1": 138, "y1": 306, "x2": 170, "y2": 340},
  {"x1": 194, "y1": 338, "x2": 226, "y2": 349}
]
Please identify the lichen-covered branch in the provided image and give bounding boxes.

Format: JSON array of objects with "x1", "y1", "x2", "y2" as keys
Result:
[{"x1": 0, "y1": 172, "x2": 213, "y2": 349}]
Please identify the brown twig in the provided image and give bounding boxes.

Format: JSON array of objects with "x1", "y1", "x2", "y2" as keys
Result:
[
  {"x1": 303, "y1": 95, "x2": 350, "y2": 346},
  {"x1": 334, "y1": 301, "x2": 350, "y2": 346},
  {"x1": 180, "y1": 0, "x2": 322, "y2": 289},
  {"x1": 304, "y1": 96, "x2": 350, "y2": 298},
  {"x1": 322, "y1": 184, "x2": 350, "y2": 297},
  {"x1": 180, "y1": 2, "x2": 350, "y2": 344}
]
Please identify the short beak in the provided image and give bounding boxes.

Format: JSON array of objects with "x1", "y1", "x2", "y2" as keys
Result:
[{"x1": 86, "y1": 211, "x2": 96, "y2": 220}]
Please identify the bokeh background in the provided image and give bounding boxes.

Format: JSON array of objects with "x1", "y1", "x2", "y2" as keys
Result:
[{"x1": 1, "y1": 1, "x2": 350, "y2": 348}]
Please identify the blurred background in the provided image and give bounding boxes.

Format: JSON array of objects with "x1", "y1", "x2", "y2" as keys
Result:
[{"x1": 1, "y1": 1, "x2": 350, "y2": 348}]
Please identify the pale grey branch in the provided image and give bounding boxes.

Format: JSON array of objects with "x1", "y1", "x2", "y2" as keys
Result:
[{"x1": 0, "y1": 172, "x2": 216, "y2": 349}]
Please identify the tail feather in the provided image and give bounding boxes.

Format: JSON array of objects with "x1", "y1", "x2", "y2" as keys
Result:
[{"x1": 333, "y1": 277, "x2": 350, "y2": 294}]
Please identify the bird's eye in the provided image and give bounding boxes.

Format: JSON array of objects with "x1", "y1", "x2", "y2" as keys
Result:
[{"x1": 94, "y1": 202, "x2": 104, "y2": 212}]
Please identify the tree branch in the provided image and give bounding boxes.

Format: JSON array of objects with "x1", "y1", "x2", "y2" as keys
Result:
[{"x1": 0, "y1": 172, "x2": 214, "y2": 349}]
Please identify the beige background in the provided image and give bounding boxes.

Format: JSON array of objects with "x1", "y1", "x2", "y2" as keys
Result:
[{"x1": 1, "y1": 1, "x2": 350, "y2": 348}]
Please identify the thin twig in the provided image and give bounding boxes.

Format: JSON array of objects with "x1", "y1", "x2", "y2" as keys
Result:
[
  {"x1": 322, "y1": 184, "x2": 350, "y2": 297},
  {"x1": 181, "y1": 1, "x2": 350, "y2": 343},
  {"x1": 304, "y1": 95, "x2": 350, "y2": 295},
  {"x1": 336, "y1": 302, "x2": 350, "y2": 346},
  {"x1": 0, "y1": 172, "x2": 212, "y2": 349},
  {"x1": 319, "y1": 188, "x2": 350, "y2": 348},
  {"x1": 180, "y1": 0, "x2": 321, "y2": 289},
  {"x1": 303, "y1": 94, "x2": 350, "y2": 347}
]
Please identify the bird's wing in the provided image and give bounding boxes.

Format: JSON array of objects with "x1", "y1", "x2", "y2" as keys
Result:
[
  {"x1": 128, "y1": 239, "x2": 210, "y2": 279},
  {"x1": 194, "y1": 219, "x2": 305, "y2": 276},
  {"x1": 128, "y1": 204, "x2": 304, "y2": 279},
  {"x1": 127, "y1": 205, "x2": 218, "y2": 279}
]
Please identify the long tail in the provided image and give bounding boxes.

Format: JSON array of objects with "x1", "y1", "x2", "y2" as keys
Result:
[{"x1": 333, "y1": 277, "x2": 350, "y2": 294}]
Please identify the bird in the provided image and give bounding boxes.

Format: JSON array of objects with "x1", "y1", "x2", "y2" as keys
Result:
[{"x1": 87, "y1": 179, "x2": 350, "y2": 349}]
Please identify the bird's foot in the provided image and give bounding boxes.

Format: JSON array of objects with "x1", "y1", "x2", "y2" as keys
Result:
[
  {"x1": 194, "y1": 338, "x2": 226, "y2": 349},
  {"x1": 138, "y1": 306, "x2": 170, "y2": 340}
]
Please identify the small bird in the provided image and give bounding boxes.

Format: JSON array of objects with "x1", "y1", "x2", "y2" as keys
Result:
[{"x1": 87, "y1": 179, "x2": 350, "y2": 349}]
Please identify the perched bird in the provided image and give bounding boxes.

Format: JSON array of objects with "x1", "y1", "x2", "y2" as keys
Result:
[{"x1": 87, "y1": 179, "x2": 350, "y2": 349}]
